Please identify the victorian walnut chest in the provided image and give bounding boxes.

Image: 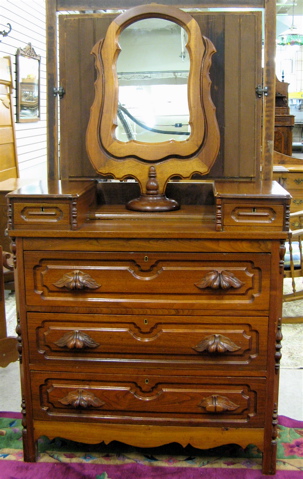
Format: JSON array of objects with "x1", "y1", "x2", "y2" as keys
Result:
[
  {"x1": 7, "y1": 1, "x2": 290, "y2": 475},
  {"x1": 7, "y1": 178, "x2": 290, "y2": 475}
]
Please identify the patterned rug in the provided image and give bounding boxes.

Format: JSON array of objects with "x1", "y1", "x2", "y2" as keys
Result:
[{"x1": 0, "y1": 413, "x2": 302, "y2": 478}]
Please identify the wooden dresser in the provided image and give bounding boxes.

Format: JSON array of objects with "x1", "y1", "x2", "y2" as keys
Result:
[
  {"x1": 274, "y1": 165, "x2": 303, "y2": 228},
  {"x1": 274, "y1": 77, "x2": 295, "y2": 156},
  {"x1": 7, "y1": 178, "x2": 290, "y2": 475},
  {"x1": 0, "y1": 179, "x2": 34, "y2": 252},
  {"x1": 273, "y1": 152, "x2": 303, "y2": 229}
]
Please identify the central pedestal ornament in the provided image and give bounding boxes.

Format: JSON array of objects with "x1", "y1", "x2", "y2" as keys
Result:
[{"x1": 126, "y1": 166, "x2": 179, "y2": 212}]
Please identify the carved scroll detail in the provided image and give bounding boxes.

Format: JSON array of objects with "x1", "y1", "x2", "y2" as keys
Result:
[
  {"x1": 2, "y1": 251, "x2": 13, "y2": 271},
  {"x1": 55, "y1": 330, "x2": 100, "y2": 350},
  {"x1": 53, "y1": 270, "x2": 100, "y2": 290},
  {"x1": 195, "y1": 270, "x2": 244, "y2": 290},
  {"x1": 199, "y1": 394, "x2": 239, "y2": 413},
  {"x1": 59, "y1": 389, "x2": 105, "y2": 409},
  {"x1": 193, "y1": 334, "x2": 241, "y2": 354}
]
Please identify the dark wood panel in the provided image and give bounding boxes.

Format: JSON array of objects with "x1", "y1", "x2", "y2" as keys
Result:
[
  {"x1": 46, "y1": 0, "x2": 59, "y2": 180},
  {"x1": 60, "y1": 16, "x2": 91, "y2": 178},
  {"x1": 59, "y1": 12, "x2": 262, "y2": 180},
  {"x1": 224, "y1": 13, "x2": 262, "y2": 178},
  {"x1": 192, "y1": 13, "x2": 225, "y2": 178},
  {"x1": 262, "y1": 0, "x2": 276, "y2": 182},
  {"x1": 59, "y1": 14, "x2": 117, "y2": 179},
  {"x1": 239, "y1": 14, "x2": 262, "y2": 177}
]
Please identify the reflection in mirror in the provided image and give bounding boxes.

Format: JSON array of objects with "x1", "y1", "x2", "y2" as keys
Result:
[
  {"x1": 116, "y1": 18, "x2": 190, "y2": 143},
  {"x1": 16, "y1": 43, "x2": 40, "y2": 122}
]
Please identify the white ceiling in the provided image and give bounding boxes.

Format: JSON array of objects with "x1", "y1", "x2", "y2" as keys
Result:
[{"x1": 276, "y1": 0, "x2": 303, "y2": 16}]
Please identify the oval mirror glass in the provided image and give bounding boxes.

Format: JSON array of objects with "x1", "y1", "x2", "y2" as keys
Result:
[{"x1": 116, "y1": 18, "x2": 190, "y2": 143}]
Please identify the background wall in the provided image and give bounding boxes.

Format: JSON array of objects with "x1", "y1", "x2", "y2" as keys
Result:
[{"x1": 0, "y1": 0, "x2": 47, "y2": 180}]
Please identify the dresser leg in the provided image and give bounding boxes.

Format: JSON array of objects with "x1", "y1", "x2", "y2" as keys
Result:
[
  {"x1": 262, "y1": 444, "x2": 277, "y2": 476},
  {"x1": 22, "y1": 427, "x2": 37, "y2": 462},
  {"x1": 262, "y1": 408, "x2": 278, "y2": 475}
]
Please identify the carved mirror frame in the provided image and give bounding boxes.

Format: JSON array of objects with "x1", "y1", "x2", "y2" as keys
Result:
[
  {"x1": 86, "y1": 4, "x2": 220, "y2": 211},
  {"x1": 16, "y1": 43, "x2": 40, "y2": 123}
]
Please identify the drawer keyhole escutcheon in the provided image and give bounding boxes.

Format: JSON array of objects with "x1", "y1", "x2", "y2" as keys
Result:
[
  {"x1": 145, "y1": 378, "x2": 149, "y2": 384},
  {"x1": 59, "y1": 389, "x2": 105, "y2": 409},
  {"x1": 144, "y1": 255, "x2": 149, "y2": 262},
  {"x1": 195, "y1": 270, "x2": 244, "y2": 291},
  {"x1": 193, "y1": 334, "x2": 241, "y2": 354},
  {"x1": 53, "y1": 270, "x2": 101, "y2": 290},
  {"x1": 55, "y1": 330, "x2": 100, "y2": 350},
  {"x1": 144, "y1": 319, "x2": 149, "y2": 325}
]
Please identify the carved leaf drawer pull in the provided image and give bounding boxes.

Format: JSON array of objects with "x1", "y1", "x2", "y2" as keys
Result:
[
  {"x1": 199, "y1": 394, "x2": 239, "y2": 413},
  {"x1": 193, "y1": 334, "x2": 241, "y2": 354},
  {"x1": 54, "y1": 330, "x2": 100, "y2": 350},
  {"x1": 59, "y1": 389, "x2": 105, "y2": 409},
  {"x1": 53, "y1": 270, "x2": 100, "y2": 290},
  {"x1": 195, "y1": 270, "x2": 244, "y2": 290}
]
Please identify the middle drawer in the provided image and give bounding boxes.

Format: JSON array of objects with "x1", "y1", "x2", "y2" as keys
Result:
[{"x1": 28, "y1": 312, "x2": 268, "y2": 370}]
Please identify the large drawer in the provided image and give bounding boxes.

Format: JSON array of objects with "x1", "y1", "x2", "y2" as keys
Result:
[
  {"x1": 31, "y1": 371, "x2": 266, "y2": 427},
  {"x1": 28, "y1": 312, "x2": 268, "y2": 370},
  {"x1": 24, "y1": 251, "x2": 271, "y2": 311}
]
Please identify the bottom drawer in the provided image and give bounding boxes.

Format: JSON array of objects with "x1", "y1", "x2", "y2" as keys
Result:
[{"x1": 32, "y1": 371, "x2": 266, "y2": 427}]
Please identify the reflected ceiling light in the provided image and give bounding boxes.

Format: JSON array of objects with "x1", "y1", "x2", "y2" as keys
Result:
[{"x1": 277, "y1": 0, "x2": 303, "y2": 45}]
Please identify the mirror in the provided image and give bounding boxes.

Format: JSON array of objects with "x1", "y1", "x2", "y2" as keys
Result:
[
  {"x1": 86, "y1": 4, "x2": 220, "y2": 211},
  {"x1": 116, "y1": 18, "x2": 190, "y2": 143},
  {"x1": 16, "y1": 43, "x2": 40, "y2": 122}
]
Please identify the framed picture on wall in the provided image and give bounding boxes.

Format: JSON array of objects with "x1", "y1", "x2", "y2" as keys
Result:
[{"x1": 16, "y1": 43, "x2": 40, "y2": 122}]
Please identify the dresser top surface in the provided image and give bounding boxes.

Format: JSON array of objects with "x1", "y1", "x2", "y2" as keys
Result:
[
  {"x1": 7, "y1": 179, "x2": 95, "y2": 198},
  {"x1": 213, "y1": 179, "x2": 291, "y2": 199},
  {"x1": 7, "y1": 178, "x2": 291, "y2": 199},
  {"x1": 7, "y1": 179, "x2": 290, "y2": 240}
]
